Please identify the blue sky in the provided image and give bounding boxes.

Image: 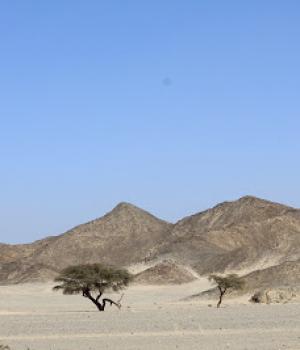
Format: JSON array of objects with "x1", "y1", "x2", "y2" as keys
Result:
[{"x1": 1, "y1": 1, "x2": 300, "y2": 243}]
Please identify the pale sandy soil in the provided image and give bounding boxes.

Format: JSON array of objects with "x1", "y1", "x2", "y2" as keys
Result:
[{"x1": 0, "y1": 280, "x2": 300, "y2": 350}]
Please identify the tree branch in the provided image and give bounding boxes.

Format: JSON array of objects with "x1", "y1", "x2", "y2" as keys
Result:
[
  {"x1": 96, "y1": 292, "x2": 103, "y2": 302},
  {"x1": 102, "y1": 298, "x2": 122, "y2": 310}
]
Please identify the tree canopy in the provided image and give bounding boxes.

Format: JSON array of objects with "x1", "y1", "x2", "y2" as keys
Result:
[{"x1": 209, "y1": 274, "x2": 244, "y2": 291}]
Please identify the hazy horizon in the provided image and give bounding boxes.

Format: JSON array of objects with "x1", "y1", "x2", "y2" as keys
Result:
[{"x1": 1, "y1": 1, "x2": 300, "y2": 244}]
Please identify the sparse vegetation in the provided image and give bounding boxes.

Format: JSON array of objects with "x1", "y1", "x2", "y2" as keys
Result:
[
  {"x1": 250, "y1": 291, "x2": 265, "y2": 303},
  {"x1": 209, "y1": 274, "x2": 244, "y2": 308},
  {"x1": 53, "y1": 263, "x2": 132, "y2": 311}
]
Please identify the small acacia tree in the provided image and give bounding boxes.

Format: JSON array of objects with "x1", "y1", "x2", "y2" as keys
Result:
[
  {"x1": 209, "y1": 274, "x2": 244, "y2": 308},
  {"x1": 53, "y1": 263, "x2": 132, "y2": 311}
]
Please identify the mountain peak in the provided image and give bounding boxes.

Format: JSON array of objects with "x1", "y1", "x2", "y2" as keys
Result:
[
  {"x1": 111, "y1": 202, "x2": 145, "y2": 213},
  {"x1": 211, "y1": 195, "x2": 265, "y2": 211},
  {"x1": 236, "y1": 195, "x2": 269, "y2": 205},
  {"x1": 239, "y1": 195, "x2": 260, "y2": 201},
  {"x1": 236, "y1": 195, "x2": 291, "y2": 209},
  {"x1": 107, "y1": 202, "x2": 171, "y2": 225},
  {"x1": 114, "y1": 201, "x2": 135, "y2": 208}
]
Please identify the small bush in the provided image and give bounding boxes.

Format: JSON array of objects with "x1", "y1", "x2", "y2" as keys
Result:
[{"x1": 250, "y1": 291, "x2": 263, "y2": 303}]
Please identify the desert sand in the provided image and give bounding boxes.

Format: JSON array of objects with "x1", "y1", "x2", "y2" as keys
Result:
[{"x1": 0, "y1": 280, "x2": 300, "y2": 350}]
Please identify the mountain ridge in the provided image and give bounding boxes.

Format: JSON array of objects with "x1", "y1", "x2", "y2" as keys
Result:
[{"x1": 0, "y1": 196, "x2": 299, "y2": 288}]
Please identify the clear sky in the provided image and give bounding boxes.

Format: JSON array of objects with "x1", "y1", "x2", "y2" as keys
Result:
[{"x1": 1, "y1": 1, "x2": 300, "y2": 244}]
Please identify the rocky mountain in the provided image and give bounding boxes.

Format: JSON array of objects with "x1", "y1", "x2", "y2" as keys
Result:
[
  {"x1": 0, "y1": 203, "x2": 172, "y2": 284},
  {"x1": 0, "y1": 196, "x2": 299, "y2": 287},
  {"x1": 152, "y1": 196, "x2": 300, "y2": 275}
]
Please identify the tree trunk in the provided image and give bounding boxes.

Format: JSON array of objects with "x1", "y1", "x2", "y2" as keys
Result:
[
  {"x1": 85, "y1": 293, "x2": 105, "y2": 311},
  {"x1": 96, "y1": 303, "x2": 105, "y2": 311},
  {"x1": 217, "y1": 287, "x2": 226, "y2": 308},
  {"x1": 83, "y1": 290, "x2": 120, "y2": 311}
]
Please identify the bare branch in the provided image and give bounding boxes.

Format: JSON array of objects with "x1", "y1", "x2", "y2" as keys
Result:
[{"x1": 102, "y1": 298, "x2": 122, "y2": 310}]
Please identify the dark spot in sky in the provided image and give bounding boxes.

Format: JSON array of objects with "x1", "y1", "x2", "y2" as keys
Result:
[{"x1": 162, "y1": 77, "x2": 173, "y2": 87}]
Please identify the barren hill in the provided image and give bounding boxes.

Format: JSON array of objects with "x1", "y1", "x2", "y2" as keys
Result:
[
  {"x1": 241, "y1": 259, "x2": 300, "y2": 291},
  {"x1": 1, "y1": 196, "x2": 300, "y2": 287},
  {"x1": 186, "y1": 259, "x2": 300, "y2": 303},
  {"x1": 151, "y1": 196, "x2": 300, "y2": 275},
  {"x1": 134, "y1": 261, "x2": 196, "y2": 285},
  {"x1": 0, "y1": 203, "x2": 172, "y2": 284}
]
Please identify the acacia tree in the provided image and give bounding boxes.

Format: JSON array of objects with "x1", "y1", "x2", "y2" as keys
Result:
[
  {"x1": 53, "y1": 263, "x2": 132, "y2": 311},
  {"x1": 209, "y1": 274, "x2": 244, "y2": 308}
]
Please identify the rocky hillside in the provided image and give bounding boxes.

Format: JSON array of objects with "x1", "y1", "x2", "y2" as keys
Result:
[
  {"x1": 152, "y1": 196, "x2": 300, "y2": 275},
  {"x1": 0, "y1": 203, "x2": 172, "y2": 284},
  {"x1": 241, "y1": 259, "x2": 300, "y2": 291},
  {"x1": 0, "y1": 196, "x2": 299, "y2": 287},
  {"x1": 134, "y1": 261, "x2": 196, "y2": 285},
  {"x1": 186, "y1": 259, "x2": 300, "y2": 302}
]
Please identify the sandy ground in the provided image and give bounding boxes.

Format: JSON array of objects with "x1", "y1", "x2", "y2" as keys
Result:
[{"x1": 0, "y1": 280, "x2": 300, "y2": 350}]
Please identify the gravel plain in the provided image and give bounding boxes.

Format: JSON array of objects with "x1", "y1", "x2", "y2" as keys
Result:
[{"x1": 0, "y1": 281, "x2": 300, "y2": 350}]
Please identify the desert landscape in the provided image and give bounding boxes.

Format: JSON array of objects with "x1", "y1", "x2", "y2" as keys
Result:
[
  {"x1": 1, "y1": 196, "x2": 300, "y2": 349},
  {"x1": 2, "y1": 0, "x2": 300, "y2": 348},
  {"x1": 0, "y1": 281, "x2": 300, "y2": 350}
]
